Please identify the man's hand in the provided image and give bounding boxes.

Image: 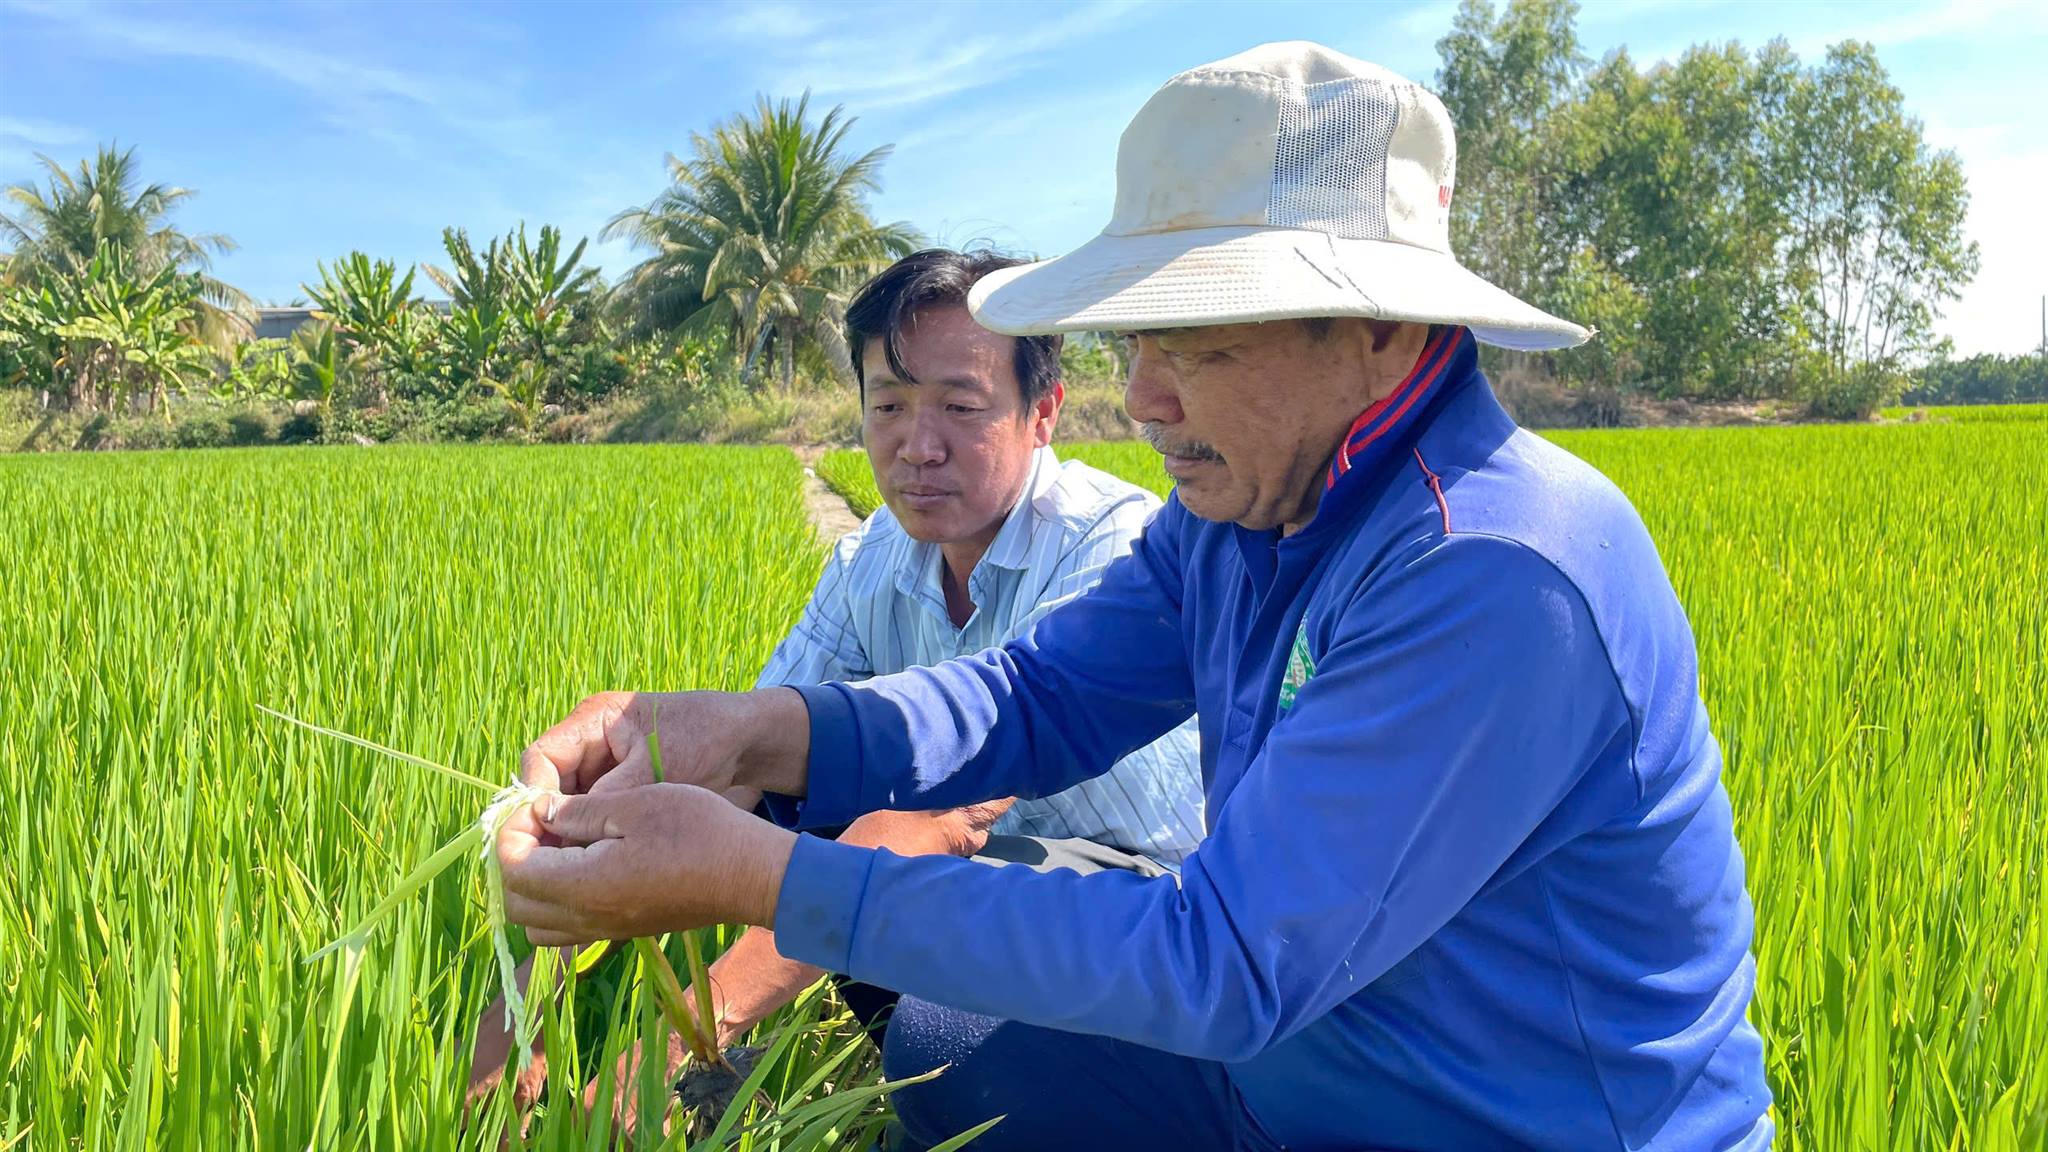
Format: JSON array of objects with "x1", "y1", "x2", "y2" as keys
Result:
[
  {"x1": 648, "y1": 801, "x2": 1021, "y2": 1048},
  {"x1": 519, "y1": 689, "x2": 810, "y2": 799},
  {"x1": 497, "y1": 783, "x2": 798, "y2": 946}
]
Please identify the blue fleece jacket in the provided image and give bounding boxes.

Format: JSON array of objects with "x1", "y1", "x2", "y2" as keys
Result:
[{"x1": 770, "y1": 329, "x2": 1773, "y2": 1151}]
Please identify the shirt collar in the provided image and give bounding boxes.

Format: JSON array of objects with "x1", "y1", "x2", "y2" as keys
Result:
[
  {"x1": 980, "y1": 444, "x2": 1061, "y2": 572},
  {"x1": 897, "y1": 444, "x2": 1061, "y2": 606},
  {"x1": 1242, "y1": 325, "x2": 1477, "y2": 557}
]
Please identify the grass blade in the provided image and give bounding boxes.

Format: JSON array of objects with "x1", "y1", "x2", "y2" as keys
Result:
[
  {"x1": 306, "y1": 942, "x2": 366, "y2": 1152},
  {"x1": 305, "y1": 827, "x2": 477, "y2": 962},
  {"x1": 925, "y1": 1116, "x2": 1006, "y2": 1151},
  {"x1": 256, "y1": 704, "x2": 501, "y2": 794}
]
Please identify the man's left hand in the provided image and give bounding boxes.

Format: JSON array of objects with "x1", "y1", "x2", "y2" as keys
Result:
[{"x1": 496, "y1": 783, "x2": 798, "y2": 946}]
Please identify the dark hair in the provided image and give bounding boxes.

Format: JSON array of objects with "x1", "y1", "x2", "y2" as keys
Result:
[{"x1": 845, "y1": 248, "x2": 1063, "y2": 407}]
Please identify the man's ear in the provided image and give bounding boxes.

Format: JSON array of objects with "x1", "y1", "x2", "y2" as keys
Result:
[
  {"x1": 1032, "y1": 381, "x2": 1065, "y2": 448},
  {"x1": 1357, "y1": 321, "x2": 1429, "y2": 397}
]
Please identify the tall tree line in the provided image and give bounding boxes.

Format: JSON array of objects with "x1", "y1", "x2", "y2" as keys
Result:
[
  {"x1": 1437, "y1": 0, "x2": 1979, "y2": 416},
  {"x1": 1, "y1": 97, "x2": 914, "y2": 435}
]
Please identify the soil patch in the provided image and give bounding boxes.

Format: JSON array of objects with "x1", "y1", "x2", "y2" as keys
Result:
[{"x1": 793, "y1": 445, "x2": 862, "y2": 545}]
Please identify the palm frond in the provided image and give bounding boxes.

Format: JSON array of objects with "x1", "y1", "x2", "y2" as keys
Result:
[{"x1": 603, "y1": 94, "x2": 909, "y2": 388}]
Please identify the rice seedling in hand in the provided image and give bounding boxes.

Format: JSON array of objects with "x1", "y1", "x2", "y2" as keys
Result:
[
  {"x1": 259, "y1": 705, "x2": 555, "y2": 1068},
  {"x1": 260, "y1": 692, "x2": 900, "y2": 1144}
]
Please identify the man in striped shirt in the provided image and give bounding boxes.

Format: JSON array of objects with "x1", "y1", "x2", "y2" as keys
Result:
[
  {"x1": 692, "y1": 248, "x2": 1204, "y2": 1049},
  {"x1": 469, "y1": 248, "x2": 1202, "y2": 1114}
]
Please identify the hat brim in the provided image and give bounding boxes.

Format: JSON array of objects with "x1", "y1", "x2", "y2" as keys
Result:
[{"x1": 967, "y1": 225, "x2": 1589, "y2": 352}]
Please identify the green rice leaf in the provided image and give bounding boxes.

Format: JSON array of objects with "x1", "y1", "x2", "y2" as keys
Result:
[
  {"x1": 305, "y1": 828, "x2": 477, "y2": 962},
  {"x1": 925, "y1": 1115, "x2": 1007, "y2": 1152},
  {"x1": 256, "y1": 704, "x2": 501, "y2": 794}
]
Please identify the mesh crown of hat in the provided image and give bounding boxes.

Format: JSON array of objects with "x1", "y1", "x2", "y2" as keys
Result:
[{"x1": 1127, "y1": 41, "x2": 1457, "y2": 247}]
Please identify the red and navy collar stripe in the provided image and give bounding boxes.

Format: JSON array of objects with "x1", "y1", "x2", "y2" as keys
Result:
[{"x1": 1325, "y1": 325, "x2": 1472, "y2": 491}]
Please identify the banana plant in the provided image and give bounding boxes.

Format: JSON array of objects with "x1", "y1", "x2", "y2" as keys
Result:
[
  {"x1": 504, "y1": 223, "x2": 600, "y2": 366},
  {"x1": 290, "y1": 322, "x2": 347, "y2": 426},
  {"x1": 36, "y1": 241, "x2": 213, "y2": 413},
  {"x1": 305, "y1": 253, "x2": 417, "y2": 347},
  {"x1": 427, "y1": 223, "x2": 599, "y2": 417},
  {"x1": 304, "y1": 253, "x2": 423, "y2": 404},
  {"x1": 425, "y1": 227, "x2": 512, "y2": 389},
  {"x1": 215, "y1": 338, "x2": 295, "y2": 402},
  {"x1": 492, "y1": 360, "x2": 547, "y2": 442}
]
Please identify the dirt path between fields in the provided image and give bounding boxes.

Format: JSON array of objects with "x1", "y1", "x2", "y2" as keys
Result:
[{"x1": 791, "y1": 445, "x2": 862, "y2": 547}]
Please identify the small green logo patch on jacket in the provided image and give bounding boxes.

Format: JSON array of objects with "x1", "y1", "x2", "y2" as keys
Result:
[{"x1": 1278, "y1": 622, "x2": 1316, "y2": 711}]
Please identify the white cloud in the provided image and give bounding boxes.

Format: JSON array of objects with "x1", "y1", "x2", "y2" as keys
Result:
[
  {"x1": 1623, "y1": 0, "x2": 2041, "y2": 67},
  {"x1": 714, "y1": 0, "x2": 831, "y2": 42},
  {"x1": 1396, "y1": 1, "x2": 1459, "y2": 41},
  {"x1": 1586, "y1": 0, "x2": 2034, "y2": 66},
  {"x1": 715, "y1": 0, "x2": 1152, "y2": 112},
  {"x1": 874, "y1": 76, "x2": 1155, "y2": 257},
  {"x1": 887, "y1": 77, "x2": 1153, "y2": 153},
  {"x1": 0, "y1": 0, "x2": 554, "y2": 162},
  {"x1": 0, "y1": 115, "x2": 88, "y2": 146},
  {"x1": 0, "y1": 116, "x2": 92, "y2": 183},
  {"x1": 1784, "y1": 0, "x2": 2047, "y2": 59}
]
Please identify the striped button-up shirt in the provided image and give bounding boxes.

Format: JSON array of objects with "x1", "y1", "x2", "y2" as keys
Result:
[{"x1": 757, "y1": 446, "x2": 1204, "y2": 866}]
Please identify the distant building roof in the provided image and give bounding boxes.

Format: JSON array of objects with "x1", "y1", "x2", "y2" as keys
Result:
[
  {"x1": 252, "y1": 307, "x2": 318, "y2": 342},
  {"x1": 251, "y1": 301, "x2": 452, "y2": 342}
]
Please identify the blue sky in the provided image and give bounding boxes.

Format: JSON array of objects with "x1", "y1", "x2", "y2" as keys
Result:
[{"x1": 2, "y1": 0, "x2": 2042, "y2": 356}]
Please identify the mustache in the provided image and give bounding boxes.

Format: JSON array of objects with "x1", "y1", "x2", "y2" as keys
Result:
[{"x1": 1140, "y1": 424, "x2": 1223, "y2": 462}]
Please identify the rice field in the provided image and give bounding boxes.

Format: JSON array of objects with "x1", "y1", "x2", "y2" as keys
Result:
[
  {"x1": 0, "y1": 445, "x2": 895, "y2": 1149},
  {"x1": 1549, "y1": 423, "x2": 2048, "y2": 1151},
  {"x1": 814, "y1": 450, "x2": 882, "y2": 521},
  {"x1": 1879, "y1": 402, "x2": 2048, "y2": 424},
  {"x1": 4, "y1": 422, "x2": 2045, "y2": 1150}
]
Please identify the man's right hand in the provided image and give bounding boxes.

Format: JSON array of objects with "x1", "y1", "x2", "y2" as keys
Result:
[{"x1": 518, "y1": 689, "x2": 809, "y2": 799}]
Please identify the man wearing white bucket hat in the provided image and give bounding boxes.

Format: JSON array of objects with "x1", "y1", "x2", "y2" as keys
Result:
[{"x1": 500, "y1": 41, "x2": 1773, "y2": 1151}]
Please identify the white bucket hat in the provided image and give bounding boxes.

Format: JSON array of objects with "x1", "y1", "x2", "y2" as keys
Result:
[{"x1": 968, "y1": 41, "x2": 1589, "y2": 351}]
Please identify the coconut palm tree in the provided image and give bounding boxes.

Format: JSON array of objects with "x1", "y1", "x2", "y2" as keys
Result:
[
  {"x1": 0, "y1": 145, "x2": 253, "y2": 348},
  {"x1": 605, "y1": 94, "x2": 919, "y2": 392}
]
